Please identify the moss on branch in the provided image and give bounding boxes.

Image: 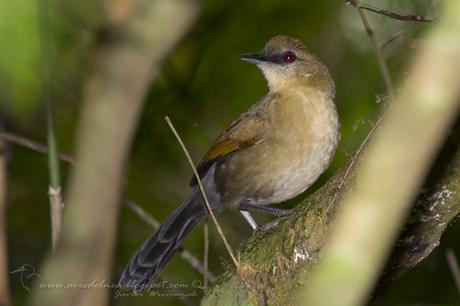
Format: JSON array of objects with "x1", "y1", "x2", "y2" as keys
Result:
[{"x1": 202, "y1": 121, "x2": 460, "y2": 306}]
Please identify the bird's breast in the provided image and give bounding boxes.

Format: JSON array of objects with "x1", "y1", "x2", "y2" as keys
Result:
[
  {"x1": 257, "y1": 88, "x2": 339, "y2": 203},
  {"x1": 216, "y1": 88, "x2": 339, "y2": 207}
]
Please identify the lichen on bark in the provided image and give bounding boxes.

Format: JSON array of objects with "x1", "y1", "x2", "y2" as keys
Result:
[{"x1": 202, "y1": 121, "x2": 460, "y2": 306}]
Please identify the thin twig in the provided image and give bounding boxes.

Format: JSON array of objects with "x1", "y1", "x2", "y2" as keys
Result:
[
  {"x1": 446, "y1": 248, "x2": 460, "y2": 299},
  {"x1": 339, "y1": 112, "x2": 387, "y2": 190},
  {"x1": 382, "y1": 26, "x2": 420, "y2": 49},
  {"x1": 0, "y1": 139, "x2": 12, "y2": 306},
  {"x1": 165, "y1": 116, "x2": 239, "y2": 269},
  {"x1": 316, "y1": 111, "x2": 388, "y2": 230},
  {"x1": 0, "y1": 132, "x2": 76, "y2": 164},
  {"x1": 303, "y1": 0, "x2": 460, "y2": 302},
  {"x1": 0, "y1": 132, "x2": 214, "y2": 280},
  {"x1": 180, "y1": 249, "x2": 216, "y2": 284},
  {"x1": 203, "y1": 221, "x2": 209, "y2": 293},
  {"x1": 355, "y1": 1, "x2": 394, "y2": 96},
  {"x1": 37, "y1": 0, "x2": 63, "y2": 253},
  {"x1": 319, "y1": 0, "x2": 394, "y2": 207},
  {"x1": 124, "y1": 198, "x2": 161, "y2": 228},
  {"x1": 344, "y1": 0, "x2": 435, "y2": 22},
  {"x1": 343, "y1": 0, "x2": 394, "y2": 172},
  {"x1": 315, "y1": 0, "x2": 395, "y2": 229},
  {"x1": 125, "y1": 199, "x2": 216, "y2": 282},
  {"x1": 332, "y1": 0, "x2": 393, "y2": 182},
  {"x1": 361, "y1": 6, "x2": 435, "y2": 23}
]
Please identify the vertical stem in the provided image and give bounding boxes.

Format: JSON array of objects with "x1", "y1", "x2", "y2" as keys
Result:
[
  {"x1": 0, "y1": 138, "x2": 12, "y2": 306},
  {"x1": 355, "y1": 1, "x2": 394, "y2": 96},
  {"x1": 165, "y1": 116, "x2": 239, "y2": 268},
  {"x1": 203, "y1": 221, "x2": 209, "y2": 293},
  {"x1": 37, "y1": 0, "x2": 63, "y2": 253}
]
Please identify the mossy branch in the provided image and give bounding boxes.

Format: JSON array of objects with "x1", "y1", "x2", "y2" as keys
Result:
[
  {"x1": 202, "y1": 1, "x2": 460, "y2": 304},
  {"x1": 202, "y1": 114, "x2": 460, "y2": 306}
]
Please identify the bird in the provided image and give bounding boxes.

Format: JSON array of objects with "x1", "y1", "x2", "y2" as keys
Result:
[{"x1": 119, "y1": 35, "x2": 339, "y2": 291}]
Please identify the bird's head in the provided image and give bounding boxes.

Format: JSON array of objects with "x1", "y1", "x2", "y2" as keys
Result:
[{"x1": 241, "y1": 35, "x2": 334, "y2": 96}]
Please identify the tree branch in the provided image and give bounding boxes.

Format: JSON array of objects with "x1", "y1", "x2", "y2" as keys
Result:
[
  {"x1": 373, "y1": 122, "x2": 460, "y2": 299},
  {"x1": 0, "y1": 131, "x2": 76, "y2": 164},
  {"x1": 202, "y1": 1, "x2": 460, "y2": 304},
  {"x1": 354, "y1": 0, "x2": 394, "y2": 96},
  {"x1": 0, "y1": 131, "x2": 214, "y2": 282},
  {"x1": 29, "y1": 1, "x2": 201, "y2": 305},
  {"x1": 203, "y1": 111, "x2": 460, "y2": 306},
  {"x1": 302, "y1": 0, "x2": 460, "y2": 303},
  {"x1": 344, "y1": 1, "x2": 435, "y2": 23}
]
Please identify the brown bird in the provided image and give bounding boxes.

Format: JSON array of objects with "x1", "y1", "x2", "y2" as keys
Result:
[{"x1": 119, "y1": 35, "x2": 339, "y2": 290}]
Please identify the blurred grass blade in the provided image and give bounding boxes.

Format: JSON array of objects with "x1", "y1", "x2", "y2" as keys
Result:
[{"x1": 37, "y1": 0, "x2": 63, "y2": 253}]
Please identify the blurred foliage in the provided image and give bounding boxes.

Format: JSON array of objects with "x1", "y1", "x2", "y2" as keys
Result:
[{"x1": 1, "y1": 0, "x2": 459, "y2": 305}]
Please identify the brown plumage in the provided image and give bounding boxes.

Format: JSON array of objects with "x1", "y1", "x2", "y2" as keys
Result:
[{"x1": 120, "y1": 35, "x2": 340, "y2": 291}]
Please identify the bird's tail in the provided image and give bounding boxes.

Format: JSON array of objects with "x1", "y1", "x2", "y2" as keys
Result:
[{"x1": 119, "y1": 191, "x2": 207, "y2": 291}]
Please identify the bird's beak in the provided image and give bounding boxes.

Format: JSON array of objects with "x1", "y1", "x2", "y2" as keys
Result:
[{"x1": 240, "y1": 53, "x2": 270, "y2": 64}]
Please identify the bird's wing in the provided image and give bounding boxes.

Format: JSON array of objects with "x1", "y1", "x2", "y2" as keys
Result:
[{"x1": 190, "y1": 102, "x2": 269, "y2": 187}]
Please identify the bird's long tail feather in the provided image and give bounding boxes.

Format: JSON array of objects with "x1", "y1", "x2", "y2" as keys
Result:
[{"x1": 119, "y1": 191, "x2": 207, "y2": 291}]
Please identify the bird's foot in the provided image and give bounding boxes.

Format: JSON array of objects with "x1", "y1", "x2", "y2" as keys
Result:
[
  {"x1": 256, "y1": 215, "x2": 289, "y2": 232},
  {"x1": 271, "y1": 207, "x2": 294, "y2": 217},
  {"x1": 239, "y1": 202, "x2": 295, "y2": 217}
]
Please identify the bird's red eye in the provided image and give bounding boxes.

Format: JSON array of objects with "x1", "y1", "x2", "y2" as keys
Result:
[{"x1": 282, "y1": 51, "x2": 296, "y2": 63}]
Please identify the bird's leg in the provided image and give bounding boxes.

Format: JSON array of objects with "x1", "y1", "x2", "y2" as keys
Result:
[
  {"x1": 239, "y1": 202, "x2": 294, "y2": 217},
  {"x1": 240, "y1": 210, "x2": 258, "y2": 230}
]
